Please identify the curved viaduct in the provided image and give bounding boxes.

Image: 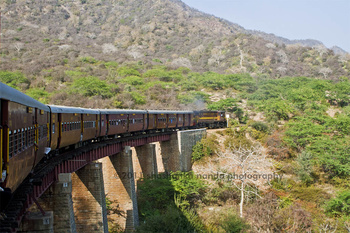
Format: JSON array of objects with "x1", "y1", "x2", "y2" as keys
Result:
[{"x1": 0, "y1": 129, "x2": 206, "y2": 233}]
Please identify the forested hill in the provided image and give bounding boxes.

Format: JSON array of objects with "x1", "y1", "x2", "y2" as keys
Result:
[{"x1": 0, "y1": 0, "x2": 349, "y2": 80}]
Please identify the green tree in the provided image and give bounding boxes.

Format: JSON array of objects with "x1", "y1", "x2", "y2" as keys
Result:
[
  {"x1": 71, "y1": 76, "x2": 115, "y2": 99},
  {"x1": 207, "y1": 98, "x2": 237, "y2": 111},
  {"x1": 117, "y1": 66, "x2": 141, "y2": 77},
  {"x1": 130, "y1": 91, "x2": 146, "y2": 105},
  {"x1": 119, "y1": 76, "x2": 144, "y2": 86},
  {"x1": 26, "y1": 88, "x2": 50, "y2": 104},
  {"x1": 0, "y1": 71, "x2": 30, "y2": 89}
]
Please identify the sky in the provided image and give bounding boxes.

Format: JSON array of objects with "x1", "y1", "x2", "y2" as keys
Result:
[{"x1": 181, "y1": 0, "x2": 350, "y2": 53}]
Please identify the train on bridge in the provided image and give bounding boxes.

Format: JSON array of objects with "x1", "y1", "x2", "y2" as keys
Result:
[{"x1": 0, "y1": 82, "x2": 226, "y2": 198}]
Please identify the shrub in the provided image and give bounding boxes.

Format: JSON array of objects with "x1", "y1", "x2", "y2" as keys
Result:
[
  {"x1": 129, "y1": 91, "x2": 146, "y2": 105},
  {"x1": 143, "y1": 67, "x2": 167, "y2": 78},
  {"x1": 326, "y1": 190, "x2": 350, "y2": 216},
  {"x1": 104, "y1": 61, "x2": 118, "y2": 68},
  {"x1": 250, "y1": 128, "x2": 267, "y2": 142},
  {"x1": 203, "y1": 186, "x2": 239, "y2": 205},
  {"x1": 291, "y1": 185, "x2": 330, "y2": 204},
  {"x1": 137, "y1": 177, "x2": 175, "y2": 220},
  {"x1": 119, "y1": 76, "x2": 144, "y2": 86},
  {"x1": 319, "y1": 145, "x2": 350, "y2": 178},
  {"x1": 170, "y1": 171, "x2": 206, "y2": 208},
  {"x1": 80, "y1": 56, "x2": 98, "y2": 64},
  {"x1": 71, "y1": 76, "x2": 115, "y2": 99},
  {"x1": 274, "y1": 204, "x2": 312, "y2": 232},
  {"x1": 207, "y1": 98, "x2": 237, "y2": 112},
  {"x1": 284, "y1": 117, "x2": 326, "y2": 150},
  {"x1": 137, "y1": 172, "x2": 206, "y2": 233},
  {"x1": 177, "y1": 91, "x2": 210, "y2": 105},
  {"x1": 117, "y1": 66, "x2": 141, "y2": 77},
  {"x1": 64, "y1": 70, "x2": 86, "y2": 79},
  {"x1": 265, "y1": 100, "x2": 294, "y2": 120},
  {"x1": 295, "y1": 151, "x2": 315, "y2": 185},
  {"x1": 191, "y1": 135, "x2": 219, "y2": 162},
  {"x1": 26, "y1": 88, "x2": 50, "y2": 104},
  {"x1": 219, "y1": 212, "x2": 250, "y2": 233},
  {"x1": 191, "y1": 142, "x2": 206, "y2": 162},
  {"x1": 223, "y1": 129, "x2": 253, "y2": 150},
  {"x1": 174, "y1": 195, "x2": 205, "y2": 231},
  {"x1": 251, "y1": 121, "x2": 269, "y2": 133},
  {"x1": 178, "y1": 80, "x2": 197, "y2": 91},
  {"x1": 136, "y1": 206, "x2": 195, "y2": 233},
  {"x1": 0, "y1": 70, "x2": 30, "y2": 90},
  {"x1": 332, "y1": 114, "x2": 350, "y2": 134}
]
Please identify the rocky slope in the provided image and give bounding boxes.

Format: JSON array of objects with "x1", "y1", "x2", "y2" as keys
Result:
[{"x1": 0, "y1": 0, "x2": 349, "y2": 79}]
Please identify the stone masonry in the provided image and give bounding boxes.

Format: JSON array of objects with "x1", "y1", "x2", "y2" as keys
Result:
[
  {"x1": 160, "y1": 129, "x2": 206, "y2": 172},
  {"x1": 72, "y1": 162, "x2": 108, "y2": 233},
  {"x1": 19, "y1": 173, "x2": 75, "y2": 233},
  {"x1": 98, "y1": 146, "x2": 139, "y2": 232}
]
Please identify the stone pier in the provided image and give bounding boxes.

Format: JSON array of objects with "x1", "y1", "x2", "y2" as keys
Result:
[
  {"x1": 135, "y1": 143, "x2": 158, "y2": 178},
  {"x1": 98, "y1": 146, "x2": 139, "y2": 232},
  {"x1": 72, "y1": 162, "x2": 108, "y2": 233},
  {"x1": 160, "y1": 129, "x2": 206, "y2": 172},
  {"x1": 19, "y1": 173, "x2": 75, "y2": 233}
]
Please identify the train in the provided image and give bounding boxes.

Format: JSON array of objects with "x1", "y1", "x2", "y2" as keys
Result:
[{"x1": 0, "y1": 82, "x2": 226, "y2": 195}]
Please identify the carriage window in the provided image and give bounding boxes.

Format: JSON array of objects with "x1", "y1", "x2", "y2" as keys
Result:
[
  {"x1": 39, "y1": 126, "x2": 42, "y2": 139},
  {"x1": 31, "y1": 127, "x2": 35, "y2": 146},
  {"x1": 25, "y1": 128, "x2": 28, "y2": 148},
  {"x1": 9, "y1": 131, "x2": 13, "y2": 158},
  {"x1": 45, "y1": 125, "x2": 48, "y2": 139},
  {"x1": 27, "y1": 128, "x2": 31, "y2": 146},
  {"x1": 52, "y1": 123, "x2": 55, "y2": 134},
  {"x1": 21, "y1": 129, "x2": 25, "y2": 151},
  {"x1": 18, "y1": 131, "x2": 22, "y2": 153},
  {"x1": 14, "y1": 130, "x2": 18, "y2": 155}
]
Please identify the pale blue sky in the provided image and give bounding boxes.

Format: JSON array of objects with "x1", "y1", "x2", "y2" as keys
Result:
[{"x1": 181, "y1": 0, "x2": 350, "y2": 53}]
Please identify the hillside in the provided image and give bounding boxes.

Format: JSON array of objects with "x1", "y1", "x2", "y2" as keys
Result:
[
  {"x1": 1, "y1": 1, "x2": 350, "y2": 231},
  {"x1": 0, "y1": 0, "x2": 349, "y2": 80}
]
